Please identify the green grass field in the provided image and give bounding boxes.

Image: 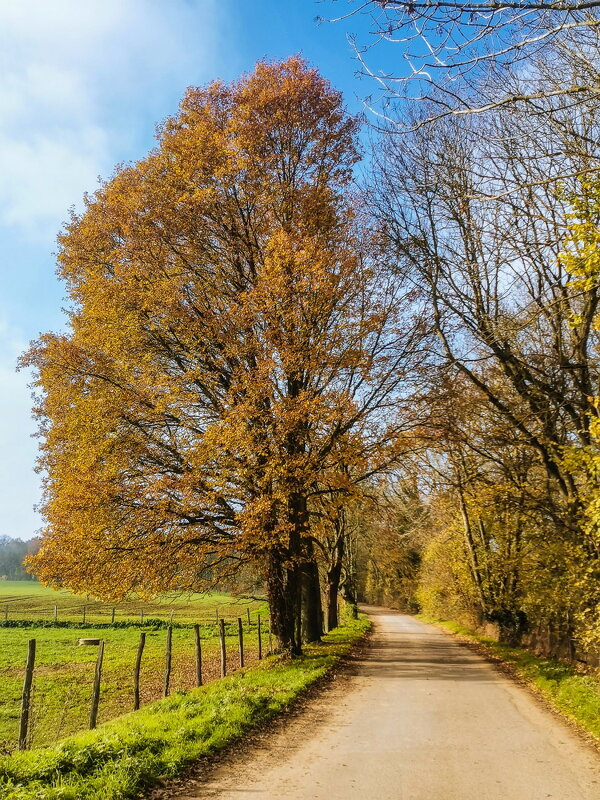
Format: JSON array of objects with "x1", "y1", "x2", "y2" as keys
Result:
[
  {"x1": 0, "y1": 581, "x2": 263, "y2": 624},
  {"x1": 0, "y1": 583, "x2": 268, "y2": 752},
  {"x1": 0, "y1": 616, "x2": 370, "y2": 800}
]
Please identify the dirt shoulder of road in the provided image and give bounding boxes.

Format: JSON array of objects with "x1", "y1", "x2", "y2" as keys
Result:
[{"x1": 144, "y1": 629, "x2": 373, "y2": 800}]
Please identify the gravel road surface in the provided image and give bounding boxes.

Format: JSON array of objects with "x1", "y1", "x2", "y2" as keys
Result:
[{"x1": 172, "y1": 607, "x2": 600, "y2": 800}]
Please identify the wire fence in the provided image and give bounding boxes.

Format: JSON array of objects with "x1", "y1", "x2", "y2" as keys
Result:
[
  {"x1": 0, "y1": 597, "x2": 263, "y2": 626},
  {"x1": 1, "y1": 608, "x2": 272, "y2": 753}
]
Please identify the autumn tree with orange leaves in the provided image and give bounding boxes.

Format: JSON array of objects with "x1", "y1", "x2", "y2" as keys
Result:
[{"x1": 24, "y1": 58, "x2": 425, "y2": 653}]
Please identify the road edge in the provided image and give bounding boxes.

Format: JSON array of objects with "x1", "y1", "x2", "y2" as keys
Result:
[
  {"x1": 419, "y1": 615, "x2": 600, "y2": 753},
  {"x1": 144, "y1": 619, "x2": 374, "y2": 799}
]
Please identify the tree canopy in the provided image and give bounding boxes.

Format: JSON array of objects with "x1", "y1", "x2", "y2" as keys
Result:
[
  {"x1": 24, "y1": 57, "x2": 424, "y2": 652},
  {"x1": 23, "y1": 32, "x2": 600, "y2": 660}
]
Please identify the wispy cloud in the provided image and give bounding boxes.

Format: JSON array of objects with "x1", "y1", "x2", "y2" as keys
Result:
[
  {"x1": 0, "y1": 0, "x2": 223, "y2": 239},
  {"x1": 0, "y1": 320, "x2": 40, "y2": 540},
  {"x1": 0, "y1": 1, "x2": 224, "y2": 538}
]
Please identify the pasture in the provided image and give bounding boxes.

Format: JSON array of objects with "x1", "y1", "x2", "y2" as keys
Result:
[
  {"x1": 0, "y1": 581, "x2": 264, "y2": 624},
  {"x1": 0, "y1": 583, "x2": 268, "y2": 751}
]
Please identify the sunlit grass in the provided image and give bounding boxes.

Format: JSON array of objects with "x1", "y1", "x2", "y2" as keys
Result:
[
  {"x1": 0, "y1": 591, "x2": 268, "y2": 749},
  {"x1": 0, "y1": 581, "x2": 265, "y2": 624}
]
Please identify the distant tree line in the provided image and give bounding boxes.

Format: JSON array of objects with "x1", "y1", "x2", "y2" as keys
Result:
[{"x1": 0, "y1": 536, "x2": 40, "y2": 581}]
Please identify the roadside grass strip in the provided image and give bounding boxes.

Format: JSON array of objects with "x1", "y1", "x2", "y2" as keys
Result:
[
  {"x1": 419, "y1": 616, "x2": 600, "y2": 743},
  {"x1": 0, "y1": 617, "x2": 370, "y2": 800}
]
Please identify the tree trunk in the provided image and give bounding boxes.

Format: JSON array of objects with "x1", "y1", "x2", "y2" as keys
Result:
[
  {"x1": 266, "y1": 551, "x2": 301, "y2": 655},
  {"x1": 456, "y1": 475, "x2": 489, "y2": 618},
  {"x1": 289, "y1": 490, "x2": 323, "y2": 648},
  {"x1": 300, "y1": 555, "x2": 323, "y2": 643},
  {"x1": 327, "y1": 565, "x2": 342, "y2": 630},
  {"x1": 340, "y1": 560, "x2": 358, "y2": 618},
  {"x1": 326, "y1": 534, "x2": 345, "y2": 631}
]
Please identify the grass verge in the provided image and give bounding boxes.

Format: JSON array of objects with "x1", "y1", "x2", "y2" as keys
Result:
[
  {"x1": 419, "y1": 615, "x2": 600, "y2": 743},
  {"x1": 0, "y1": 616, "x2": 370, "y2": 800}
]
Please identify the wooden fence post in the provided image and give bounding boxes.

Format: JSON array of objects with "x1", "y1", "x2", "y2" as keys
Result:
[
  {"x1": 247, "y1": 607, "x2": 251, "y2": 626},
  {"x1": 18, "y1": 639, "x2": 36, "y2": 750},
  {"x1": 133, "y1": 631, "x2": 146, "y2": 711},
  {"x1": 82, "y1": 605, "x2": 86, "y2": 625},
  {"x1": 268, "y1": 618, "x2": 273, "y2": 655},
  {"x1": 139, "y1": 609, "x2": 144, "y2": 625},
  {"x1": 53, "y1": 605, "x2": 58, "y2": 623},
  {"x1": 238, "y1": 617, "x2": 244, "y2": 668},
  {"x1": 258, "y1": 615, "x2": 262, "y2": 660},
  {"x1": 169, "y1": 609, "x2": 174, "y2": 625},
  {"x1": 4, "y1": 605, "x2": 7, "y2": 622},
  {"x1": 163, "y1": 626, "x2": 173, "y2": 698},
  {"x1": 215, "y1": 607, "x2": 219, "y2": 624},
  {"x1": 194, "y1": 624, "x2": 202, "y2": 687},
  {"x1": 89, "y1": 640, "x2": 105, "y2": 729},
  {"x1": 111, "y1": 607, "x2": 116, "y2": 624},
  {"x1": 219, "y1": 618, "x2": 227, "y2": 677}
]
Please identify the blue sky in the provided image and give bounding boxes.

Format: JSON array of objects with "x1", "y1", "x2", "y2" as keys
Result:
[{"x1": 0, "y1": 0, "x2": 395, "y2": 541}]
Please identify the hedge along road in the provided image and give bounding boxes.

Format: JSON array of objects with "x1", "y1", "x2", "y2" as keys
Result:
[{"x1": 169, "y1": 607, "x2": 599, "y2": 800}]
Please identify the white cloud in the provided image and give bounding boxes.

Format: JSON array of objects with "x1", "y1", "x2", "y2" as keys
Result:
[
  {"x1": 0, "y1": 320, "x2": 40, "y2": 540},
  {"x1": 0, "y1": 0, "x2": 222, "y2": 239},
  {"x1": 0, "y1": 364, "x2": 40, "y2": 540},
  {"x1": 0, "y1": 129, "x2": 106, "y2": 230},
  {"x1": 0, "y1": 1, "x2": 225, "y2": 539}
]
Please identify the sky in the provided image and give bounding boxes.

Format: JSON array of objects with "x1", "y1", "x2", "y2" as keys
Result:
[{"x1": 0, "y1": 0, "x2": 396, "y2": 541}]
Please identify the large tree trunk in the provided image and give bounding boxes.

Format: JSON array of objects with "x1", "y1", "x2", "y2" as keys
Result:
[
  {"x1": 288, "y1": 490, "x2": 323, "y2": 646},
  {"x1": 266, "y1": 551, "x2": 301, "y2": 655},
  {"x1": 300, "y1": 554, "x2": 323, "y2": 643}
]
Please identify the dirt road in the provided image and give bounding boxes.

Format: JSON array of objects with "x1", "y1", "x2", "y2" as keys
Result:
[{"x1": 174, "y1": 607, "x2": 600, "y2": 800}]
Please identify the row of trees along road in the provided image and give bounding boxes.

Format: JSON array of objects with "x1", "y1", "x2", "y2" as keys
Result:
[
  {"x1": 329, "y1": 0, "x2": 600, "y2": 657},
  {"x1": 23, "y1": 0, "x2": 600, "y2": 657}
]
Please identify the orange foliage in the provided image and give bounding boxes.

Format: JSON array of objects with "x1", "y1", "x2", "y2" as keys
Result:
[{"x1": 24, "y1": 58, "x2": 415, "y2": 601}]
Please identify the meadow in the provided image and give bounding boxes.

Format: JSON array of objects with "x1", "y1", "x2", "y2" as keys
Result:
[
  {"x1": 0, "y1": 581, "x2": 264, "y2": 624},
  {"x1": 0, "y1": 582, "x2": 268, "y2": 751},
  {"x1": 0, "y1": 616, "x2": 370, "y2": 800}
]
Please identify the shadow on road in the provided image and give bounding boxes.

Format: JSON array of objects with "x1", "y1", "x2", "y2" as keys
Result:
[{"x1": 350, "y1": 605, "x2": 496, "y2": 682}]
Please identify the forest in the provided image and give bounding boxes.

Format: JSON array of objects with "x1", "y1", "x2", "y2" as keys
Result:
[{"x1": 21, "y1": 3, "x2": 600, "y2": 663}]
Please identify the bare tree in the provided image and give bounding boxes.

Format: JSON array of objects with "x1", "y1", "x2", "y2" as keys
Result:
[
  {"x1": 367, "y1": 76, "x2": 600, "y2": 645},
  {"x1": 327, "y1": 1, "x2": 600, "y2": 127}
]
